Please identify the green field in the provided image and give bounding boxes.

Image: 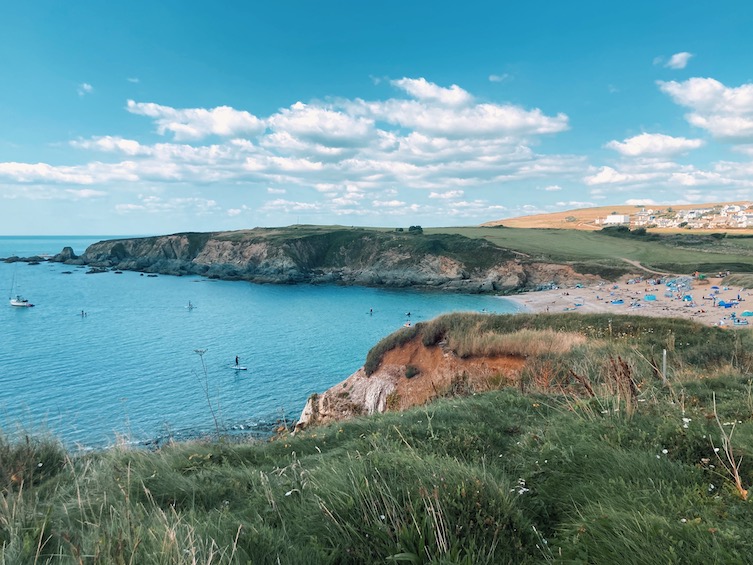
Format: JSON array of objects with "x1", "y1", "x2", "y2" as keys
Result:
[
  {"x1": 428, "y1": 227, "x2": 753, "y2": 272},
  {"x1": 214, "y1": 224, "x2": 753, "y2": 274}
]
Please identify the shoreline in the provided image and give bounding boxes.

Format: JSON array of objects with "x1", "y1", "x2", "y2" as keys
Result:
[{"x1": 506, "y1": 273, "x2": 752, "y2": 328}]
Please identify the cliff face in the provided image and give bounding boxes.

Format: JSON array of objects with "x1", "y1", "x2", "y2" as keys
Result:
[
  {"x1": 68, "y1": 228, "x2": 598, "y2": 293},
  {"x1": 296, "y1": 335, "x2": 526, "y2": 429}
]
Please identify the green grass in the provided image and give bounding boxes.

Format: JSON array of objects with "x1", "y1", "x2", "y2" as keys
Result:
[
  {"x1": 427, "y1": 226, "x2": 753, "y2": 272},
  {"x1": 221, "y1": 224, "x2": 753, "y2": 275},
  {"x1": 3, "y1": 383, "x2": 753, "y2": 563}
]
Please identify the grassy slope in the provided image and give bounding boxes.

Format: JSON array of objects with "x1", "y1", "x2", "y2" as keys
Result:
[
  {"x1": 428, "y1": 227, "x2": 753, "y2": 269},
  {"x1": 215, "y1": 224, "x2": 753, "y2": 274},
  {"x1": 3, "y1": 313, "x2": 753, "y2": 563}
]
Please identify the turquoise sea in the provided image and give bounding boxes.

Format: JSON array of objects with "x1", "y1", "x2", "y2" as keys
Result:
[{"x1": 0, "y1": 236, "x2": 521, "y2": 448}]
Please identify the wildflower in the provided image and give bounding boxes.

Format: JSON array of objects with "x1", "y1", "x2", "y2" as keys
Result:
[
  {"x1": 708, "y1": 484, "x2": 716, "y2": 492},
  {"x1": 662, "y1": 449, "x2": 669, "y2": 454},
  {"x1": 682, "y1": 417, "x2": 691, "y2": 429}
]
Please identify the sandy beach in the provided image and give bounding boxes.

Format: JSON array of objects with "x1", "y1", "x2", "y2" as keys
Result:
[{"x1": 506, "y1": 273, "x2": 753, "y2": 329}]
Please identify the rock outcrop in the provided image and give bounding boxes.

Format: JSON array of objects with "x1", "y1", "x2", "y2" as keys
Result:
[
  {"x1": 51, "y1": 228, "x2": 600, "y2": 293},
  {"x1": 296, "y1": 335, "x2": 526, "y2": 429}
]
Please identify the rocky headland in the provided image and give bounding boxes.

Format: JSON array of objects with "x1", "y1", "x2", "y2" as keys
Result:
[{"x1": 37, "y1": 227, "x2": 600, "y2": 294}]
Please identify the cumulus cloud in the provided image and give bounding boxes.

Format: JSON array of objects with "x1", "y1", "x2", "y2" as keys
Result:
[
  {"x1": 77, "y1": 83, "x2": 93, "y2": 96},
  {"x1": 72, "y1": 136, "x2": 147, "y2": 156},
  {"x1": 126, "y1": 100, "x2": 265, "y2": 140},
  {"x1": 489, "y1": 74, "x2": 510, "y2": 83},
  {"x1": 429, "y1": 190, "x2": 464, "y2": 199},
  {"x1": 391, "y1": 77, "x2": 473, "y2": 106},
  {"x1": 65, "y1": 188, "x2": 106, "y2": 199},
  {"x1": 543, "y1": 185, "x2": 562, "y2": 191},
  {"x1": 605, "y1": 133, "x2": 704, "y2": 157},
  {"x1": 2, "y1": 77, "x2": 588, "y2": 223},
  {"x1": 665, "y1": 52, "x2": 693, "y2": 69},
  {"x1": 352, "y1": 98, "x2": 568, "y2": 138},
  {"x1": 267, "y1": 102, "x2": 374, "y2": 147},
  {"x1": 584, "y1": 166, "x2": 664, "y2": 186},
  {"x1": 658, "y1": 77, "x2": 753, "y2": 140}
]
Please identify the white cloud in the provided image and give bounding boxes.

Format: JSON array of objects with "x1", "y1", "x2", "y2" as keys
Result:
[
  {"x1": 658, "y1": 77, "x2": 753, "y2": 140},
  {"x1": 429, "y1": 190, "x2": 464, "y2": 199},
  {"x1": 391, "y1": 77, "x2": 473, "y2": 106},
  {"x1": 65, "y1": 188, "x2": 105, "y2": 199},
  {"x1": 605, "y1": 133, "x2": 704, "y2": 157},
  {"x1": 127, "y1": 77, "x2": 140, "y2": 83},
  {"x1": 584, "y1": 166, "x2": 664, "y2": 186},
  {"x1": 77, "y1": 83, "x2": 93, "y2": 96},
  {"x1": 227, "y1": 208, "x2": 242, "y2": 216},
  {"x1": 267, "y1": 102, "x2": 374, "y2": 147},
  {"x1": 117, "y1": 195, "x2": 220, "y2": 215},
  {"x1": 354, "y1": 98, "x2": 568, "y2": 138},
  {"x1": 72, "y1": 136, "x2": 146, "y2": 156},
  {"x1": 1, "y1": 77, "x2": 590, "y2": 225},
  {"x1": 543, "y1": 185, "x2": 562, "y2": 191},
  {"x1": 126, "y1": 100, "x2": 265, "y2": 141},
  {"x1": 665, "y1": 52, "x2": 693, "y2": 70},
  {"x1": 371, "y1": 199, "x2": 406, "y2": 208},
  {"x1": 488, "y1": 74, "x2": 510, "y2": 83}
]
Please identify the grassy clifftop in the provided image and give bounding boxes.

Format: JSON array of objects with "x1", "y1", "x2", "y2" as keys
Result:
[{"x1": 3, "y1": 313, "x2": 753, "y2": 563}]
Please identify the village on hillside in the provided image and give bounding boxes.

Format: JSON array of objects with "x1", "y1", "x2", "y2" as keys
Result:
[{"x1": 596, "y1": 203, "x2": 753, "y2": 230}]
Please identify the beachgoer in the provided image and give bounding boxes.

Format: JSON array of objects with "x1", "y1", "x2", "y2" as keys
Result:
[{"x1": 235, "y1": 356, "x2": 239, "y2": 366}]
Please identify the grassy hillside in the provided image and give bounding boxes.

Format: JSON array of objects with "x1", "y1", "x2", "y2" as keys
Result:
[
  {"x1": 212, "y1": 224, "x2": 753, "y2": 276},
  {"x1": 3, "y1": 313, "x2": 753, "y2": 563},
  {"x1": 427, "y1": 226, "x2": 753, "y2": 273}
]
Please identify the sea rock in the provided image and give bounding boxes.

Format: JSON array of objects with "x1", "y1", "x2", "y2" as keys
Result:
[{"x1": 51, "y1": 246, "x2": 78, "y2": 263}]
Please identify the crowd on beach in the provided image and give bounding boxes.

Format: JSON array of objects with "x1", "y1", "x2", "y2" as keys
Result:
[{"x1": 509, "y1": 272, "x2": 752, "y2": 328}]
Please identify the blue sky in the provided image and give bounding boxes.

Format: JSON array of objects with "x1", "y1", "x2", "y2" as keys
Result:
[{"x1": 3, "y1": 1, "x2": 753, "y2": 235}]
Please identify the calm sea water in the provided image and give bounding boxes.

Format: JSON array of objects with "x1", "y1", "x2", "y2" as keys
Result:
[{"x1": 0, "y1": 236, "x2": 521, "y2": 448}]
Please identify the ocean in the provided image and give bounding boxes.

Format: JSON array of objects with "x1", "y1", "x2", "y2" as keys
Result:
[{"x1": 0, "y1": 236, "x2": 522, "y2": 448}]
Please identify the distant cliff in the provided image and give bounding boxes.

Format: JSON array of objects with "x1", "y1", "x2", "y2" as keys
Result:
[{"x1": 61, "y1": 227, "x2": 598, "y2": 293}]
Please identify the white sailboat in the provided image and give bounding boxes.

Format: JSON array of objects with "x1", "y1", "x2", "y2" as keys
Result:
[{"x1": 8, "y1": 269, "x2": 34, "y2": 307}]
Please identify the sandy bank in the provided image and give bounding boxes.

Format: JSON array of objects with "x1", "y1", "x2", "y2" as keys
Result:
[{"x1": 506, "y1": 274, "x2": 753, "y2": 329}]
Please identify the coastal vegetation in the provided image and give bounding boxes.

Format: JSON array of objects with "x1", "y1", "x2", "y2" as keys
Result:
[
  {"x1": 70, "y1": 225, "x2": 753, "y2": 293},
  {"x1": 2, "y1": 313, "x2": 753, "y2": 563},
  {"x1": 427, "y1": 226, "x2": 753, "y2": 274}
]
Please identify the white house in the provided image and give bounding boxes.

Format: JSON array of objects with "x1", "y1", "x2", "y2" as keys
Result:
[{"x1": 602, "y1": 214, "x2": 631, "y2": 226}]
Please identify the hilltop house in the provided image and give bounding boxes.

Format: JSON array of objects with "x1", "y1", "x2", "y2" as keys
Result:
[{"x1": 600, "y1": 214, "x2": 631, "y2": 226}]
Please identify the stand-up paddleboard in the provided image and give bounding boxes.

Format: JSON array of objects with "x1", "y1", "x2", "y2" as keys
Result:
[{"x1": 231, "y1": 365, "x2": 248, "y2": 371}]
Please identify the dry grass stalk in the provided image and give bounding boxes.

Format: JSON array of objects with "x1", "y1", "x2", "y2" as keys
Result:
[
  {"x1": 569, "y1": 369, "x2": 595, "y2": 398},
  {"x1": 711, "y1": 393, "x2": 748, "y2": 501},
  {"x1": 450, "y1": 328, "x2": 586, "y2": 359}
]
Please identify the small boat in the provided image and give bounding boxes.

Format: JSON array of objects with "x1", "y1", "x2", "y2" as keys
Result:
[
  {"x1": 10, "y1": 295, "x2": 34, "y2": 308},
  {"x1": 8, "y1": 269, "x2": 34, "y2": 307}
]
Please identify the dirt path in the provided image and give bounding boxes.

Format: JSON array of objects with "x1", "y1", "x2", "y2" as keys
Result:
[{"x1": 619, "y1": 258, "x2": 673, "y2": 276}]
